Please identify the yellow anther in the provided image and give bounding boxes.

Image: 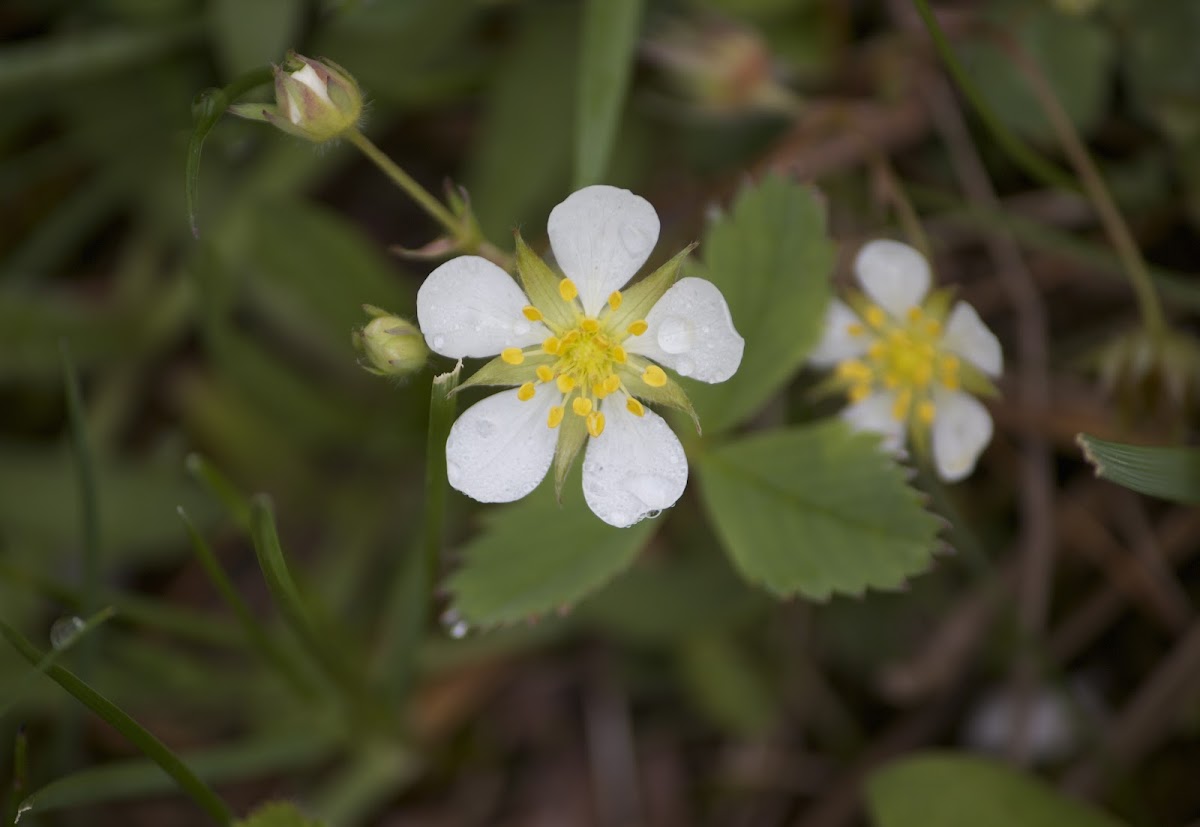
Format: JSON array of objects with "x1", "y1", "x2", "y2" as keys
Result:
[
  {"x1": 627, "y1": 320, "x2": 648, "y2": 336},
  {"x1": 586, "y1": 411, "x2": 605, "y2": 438},
  {"x1": 906, "y1": 306, "x2": 923, "y2": 324},
  {"x1": 543, "y1": 336, "x2": 561, "y2": 355},
  {"x1": 561, "y1": 330, "x2": 580, "y2": 346},
  {"x1": 865, "y1": 306, "x2": 887, "y2": 329},
  {"x1": 548, "y1": 406, "x2": 564, "y2": 428},
  {"x1": 592, "y1": 382, "x2": 608, "y2": 398},
  {"x1": 913, "y1": 363, "x2": 933, "y2": 388},
  {"x1": 608, "y1": 291, "x2": 623, "y2": 310},
  {"x1": 849, "y1": 384, "x2": 872, "y2": 403},
  {"x1": 517, "y1": 382, "x2": 536, "y2": 401},
  {"x1": 572, "y1": 396, "x2": 593, "y2": 416},
  {"x1": 939, "y1": 354, "x2": 961, "y2": 373},
  {"x1": 892, "y1": 389, "x2": 913, "y2": 421},
  {"x1": 501, "y1": 347, "x2": 525, "y2": 365},
  {"x1": 868, "y1": 341, "x2": 886, "y2": 361},
  {"x1": 595, "y1": 334, "x2": 611, "y2": 348},
  {"x1": 941, "y1": 374, "x2": 961, "y2": 392},
  {"x1": 626, "y1": 397, "x2": 645, "y2": 417},
  {"x1": 925, "y1": 319, "x2": 942, "y2": 337},
  {"x1": 883, "y1": 372, "x2": 901, "y2": 389},
  {"x1": 556, "y1": 374, "x2": 576, "y2": 393},
  {"x1": 603, "y1": 374, "x2": 621, "y2": 395},
  {"x1": 642, "y1": 365, "x2": 667, "y2": 387},
  {"x1": 847, "y1": 323, "x2": 866, "y2": 337},
  {"x1": 522, "y1": 305, "x2": 543, "y2": 322},
  {"x1": 536, "y1": 365, "x2": 554, "y2": 383},
  {"x1": 611, "y1": 345, "x2": 627, "y2": 364},
  {"x1": 581, "y1": 318, "x2": 600, "y2": 333},
  {"x1": 559, "y1": 279, "x2": 578, "y2": 301},
  {"x1": 917, "y1": 400, "x2": 937, "y2": 425},
  {"x1": 835, "y1": 360, "x2": 872, "y2": 383}
]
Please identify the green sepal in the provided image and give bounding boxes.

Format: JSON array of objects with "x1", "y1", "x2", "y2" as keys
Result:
[
  {"x1": 619, "y1": 356, "x2": 701, "y2": 434},
  {"x1": 958, "y1": 362, "x2": 1000, "y2": 398},
  {"x1": 515, "y1": 233, "x2": 576, "y2": 329},
  {"x1": 455, "y1": 352, "x2": 553, "y2": 393},
  {"x1": 553, "y1": 412, "x2": 588, "y2": 501},
  {"x1": 608, "y1": 244, "x2": 695, "y2": 331},
  {"x1": 227, "y1": 102, "x2": 273, "y2": 123},
  {"x1": 922, "y1": 287, "x2": 957, "y2": 321}
]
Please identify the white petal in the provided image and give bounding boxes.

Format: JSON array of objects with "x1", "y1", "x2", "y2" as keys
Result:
[
  {"x1": 625, "y1": 277, "x2": 744, "y2": 383},
  {"x1": 841, "y1": 391, "x2": 906, "y2": 455},
  {"x1": 446, "y1": 388, "x2": 559, "y2": 503},
  {"x1": 582, "y1": 400, "x2": 688, "y2": 528},
  {"x1": 854, "y1": 239, "x2": 931, "y2": 318},
  {"x1": 417, "y1": 256, "x2": 547, "y2": 358},
  {"x1": 942, "y1": 301, "x2": 1003, "y2": 377},
  {"x1": 931, "y1": 388, "x2": 993, "y2": 482},
  {"x1": 291, "y1": 64, "x2": 331, "y2": 101},
  {"x1": 548, "y1": 185, "x2": 660, "y2": 316},
  {"x1": 809, "y1": 298, "x2": 870, "y2": 367}
]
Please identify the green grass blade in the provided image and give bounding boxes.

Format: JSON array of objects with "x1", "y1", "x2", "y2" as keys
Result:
[
  {"x1": 574, "y1": 0, "x2": 643, "y2": 187},
  {"x1": 1078, "y1": 434, "x2": 1200, "y2": 504},
  {"x1": 4, "y1": 726, "x2": 29, "y2": 827},
  {"x1": 60, "y1": 343, "x2": 100, "y2": 625},
  {"x1": 0, "y1": 608, "x2": 115, "y2": 719},
  {"x1": 0, "y1": 621, "x2": 234, "y2": 825},
  {"x1": 185, "y1": 453, "x2": 253, "y2": 531}
]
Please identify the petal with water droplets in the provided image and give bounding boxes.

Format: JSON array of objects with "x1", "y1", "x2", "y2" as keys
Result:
[
  {"x1": 446, "y1": 388, "x2": 559, "y2": 502},
  {"x1": 626, "y1": 277, "x2": 744, "y2": 383},
  {"x1": 417, "y1": 256, "x2": 547, "y2": 358}
]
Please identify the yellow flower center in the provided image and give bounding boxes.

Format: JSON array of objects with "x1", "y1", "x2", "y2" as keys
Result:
[
  {"x1": 837, "y1": 304, "x2": 960, "y2": 425},
  {"x1": 514, "y1": 281, "x2": 650, "y2": 437}
]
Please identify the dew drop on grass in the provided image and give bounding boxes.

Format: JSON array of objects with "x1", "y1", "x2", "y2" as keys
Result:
[
  {"x1": 439, "y1": 608, "x2": 470, "y2": 639},
  {"x1": 50, "y1": 616, "x2": 85, "y2": 650}
]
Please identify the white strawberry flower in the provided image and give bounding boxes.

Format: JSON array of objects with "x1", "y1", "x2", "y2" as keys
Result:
[
  {"x1": 417, "y1": 185, "x2": 745, "y2": 527},
  {"x1": 809, "y1": 239, "x2": 1003, "y2": 481}
]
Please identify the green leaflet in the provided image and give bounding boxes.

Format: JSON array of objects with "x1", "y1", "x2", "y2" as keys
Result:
[
  {"x1": 607, "y1": 245, "x2": 694, "y2": 331},
  {"x1": 515, "y1": 233, "x2": 576, "y2": 329},
  {"x1": 455, "y1": 351, "x2": 555, "y2": 393}
]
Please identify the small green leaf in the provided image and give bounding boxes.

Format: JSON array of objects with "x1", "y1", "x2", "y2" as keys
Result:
[
  {"x1": 574, "y1": 0, "x2": 644, "y2": 187},
  {"x1": 449, "y1": 476, "x2": 656, "y2": 626},
  {"x1": 689, "y1": 176, "x2": 835, "y2": 433},
  {"x1": 867, "y1": 752, "x2": 1128, "y2": 827},
  {"x1": 698, "y1": 422, "x2": 941, "y2": 599},
  {"x1": 1077, "y1": 433, "x2": 1200, "y2": 504},
  {"x1": 515, "y1": 233, "x2": 575, "y2": 328},
  {"x1": 237, "y1": 801, "x2": 327, "y2": 827}
]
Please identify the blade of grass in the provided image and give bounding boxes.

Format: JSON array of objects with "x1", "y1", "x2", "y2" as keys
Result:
[
  {"x1": 4, "y1": 727, "x2": 28, "y2": 827},
  {"x1": 185, "y1": 453, "x2": 252, "y2": 531},
  {"x1": 1078, "y1": 434, "x2": 1200, "y2": 505},
  {"x1": 574, "y1": 0, "x2": 643, "y2": 187},
  {"x1": 178, "y1": 507, "x2": 317, "y2": 700},
  {"x1": 0, "y1": 608, "x2": 116, "y2": 719},
  {"x1": 0, "y1": 620, "x2": 234, "y2": 825},
  {"x1": 60, "y1": 343, "x2": 100, "y2": 632}
]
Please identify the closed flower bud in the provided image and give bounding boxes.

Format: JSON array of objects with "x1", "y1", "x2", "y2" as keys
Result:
[
  {"x1": 230, "y1": 51, "x2": 363, "y2": 143},
  {"x1": 354, "y1": 306, "x2": 428, "y2": 378},
  {"x1": 1095, "y1": 327, "x2": 1200, "y2": 425}
]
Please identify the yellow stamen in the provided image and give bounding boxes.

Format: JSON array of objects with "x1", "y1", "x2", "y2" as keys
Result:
[
  {"x1": 847, "y1": 323, "x2": 866, "y2": 337},
  {"x1": 917, "y1": 400, "x2": 936, "y2": 425},
  {"x1": 906, "y1": 306, "x2": 923, "y2": 324},
  {"x1": 849, "y1": 384, "x2": 872, "y2": 403},
  {"x1": 642, "y1": 365, "x2": 667, "y2": 387},
  {"x1": 865, "y1": 305, "x2": 887, "y2": 329},
  {"x1": 559, "y1": 279, "x2": 578, "y2": 301},
  {"x1": 501, "y1": 347, "x2": 525, "y2": 365},
  {"x1": 892, "y1": 388, "x2": 913, "y2": 421},
  {"x1": 548, "y1": 406, "x2": 564, "y2": 428},
  {"x1": 592, "y1": 382, "x2": 609, "y2": 398},
  {"x1": 543, "y1": 336, "x2": 561, "y2": 355},
  {"x1": 556, "y1": 374, "x2": 576, "y2": 393},
  {"x1": 581, "y1": 318, "x2": 600, "y2": 333},
  {"x1": 603, "y1": 375, "x2": 621, "y2": 395},
  {"x1": 572, "y1": 396, "x2": 593, "y2": 416},
  {"x1": 626, "y1": 398, "x2": 645, "y2": 417},
  {"x1": 611, "y1": 345, "x2": 627, "y2": 364},
  {"x1": 536, "y1": 365, "x2": 554, "y2": 383},
  {"x1": 595, "y1": 334, "x2": 610, "y2": 348},
  {"x1": 522, "y1": 305, "x2": 543, "y2": 322},
  {"x1": 868, "y1": 341, "x2": 886, "y2": 360},
  {"x1": 586, "y1": 411, "x2": 605, "y2": 438},
  {"x1": 561, "y1": 330, "x2": 580, "y2": 346},
  {"x1": 627, "y1": 320, "x2": 648, "y2": 336},
  {"x1": 517, "y1": 382, "x2": 536, "y2": 401},
  {"x1": 835, "y1": 360, "x2": 872, "y2": 383},
  {"x1": 608, "y1": 291, "x2": 622, "y2": 310},
  {"x1": 925, "y1": 319, "x2": 942, "y2": 336}
]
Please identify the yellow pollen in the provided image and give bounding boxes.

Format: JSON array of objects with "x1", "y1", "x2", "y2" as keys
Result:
[
  {"x1": 517, "y1": 382, "x2": 536, "y2": 401},
  {"x1": 595, "y1": 334, "x2": 610, "y2": 348},
  {"x1": 592, "y1": 382, "x2": 609, "y2": 398},
  {"x1": 835, "y1": 360, "x2": 872, "y2": 383},
  {"x1": 925, "y1": 319, "x2": 942, "y2": 336},
  {"x1": 603, "y1": 375, "x2": 621, "y2": 394},
  {"x1": 917, "y1": 400, "x2": 936, "y2": 425},
  {"x1": 559, "y1": 279, "x2": 578, "y2": 301},
  {"x1": 612, "y1": 345, "x2": 627, "y2": 363},
  {"x1": 561, "y1": 330, "x2": 580, "y2": 346},
  {"x1": 586, "y1": 411, "x2": 605, "y2": 438},
  {"x1": 608, "y1": 291, "x2": 622, "y2": 310},
  {"x1": 849, "y1": 383, "x2": 872, "y2": 403},
  {"x1": 572, "y1": 396, "x2": 593, "y2": 416},
  {"x1": 536, "y1": 365, "x2": 554, "y2": 383},
  {"x1": 627, "y1": 320, "x2": 648, "y2": 336},
  {"x1": 581, "y1": 318, "x2": 600, "y2": 333},
  {"x1": 556, "y1": 374, "x2": 576, "y2": 393},
  {"x1": 642, "y1": 365, "x2": 667, "y2": 387},
  {"x1": 906, "y1": 306, "x2": 923, "y2": 324},
  {"x1": 501, "y1": 347, "x2": 525, "y2": 365},
  {"x1": 626, "y1": 398, "x2": 645, "y2": 417},
  {"x1": 847, "y1": 323, "x2": 866, "y2": 337},
  {"x1": 883, "y1": 372, "x2": 901, "y2": 389},
  {"x1": 865, "y1": 306, "x2": 887, "y2": 329},
  {"x1": 522, "y1": 305, "x2": 543, "y2": 322},
  {"x1": 543, "y1": 336, "x2": 561, "y2": 355},
  {"x1": 548, "y1": 406, "x2": 564, "y2": 428},
  {"x1": 868, "y1": 341, "x2": 886, "y2": 360},
  {"x1": 892, "y1": 389, "x2": 913, "y2": 421}
]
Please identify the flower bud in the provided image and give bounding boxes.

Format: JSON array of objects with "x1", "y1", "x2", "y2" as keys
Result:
[
  {"x1": 353, "y1": 306, "x2": 428, "y2": 378},
  {"x1": 1095, "y1": 327, "x2": 1200, "y2": 425},
  {"x1": 230, "y1": 51, "x2": 363, "y2": 142}
]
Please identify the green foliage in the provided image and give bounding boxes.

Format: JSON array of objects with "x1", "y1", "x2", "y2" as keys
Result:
[
  {"x1": 449, "y1": 476, "x2": 656, "y2": 627},
  {"x1": 1077, "y1": 434, "x2": 1200, "y2": 505},
  {"x1": 575, "y1": 0, "x2": 644, "y2": 188},
  {"x1": 698, "y1": 422, "x2": 942, "y2": 600},
  {"x1": 677, "y1": 632, "x2": 777, "y2": 737},
  {"x1": 867, "y1": 752, "x2": 1128, "y2": 827},
  {"x1": 210, "y1": 0, "x2": 304, "y2": 79},
  {"x1": 688, "y1": 175, "x2": 835, "y2": 434},
  {"x1": 237, "y1": 801, "x2": 327, "y2": 827}
]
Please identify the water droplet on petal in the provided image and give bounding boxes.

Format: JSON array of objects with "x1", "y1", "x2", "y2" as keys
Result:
[
  {"x1": 626, "y1": 474, "x2": 677, "y2": 508},
  {"x1": 620, "y1": 223, "x2": 649, "y2": 257},
  {"x1": 15, "y1": 804, "x2": 31, "y2": 823},
  {"x1": 675, "y1": 356, "x2": 695, "y2": 377},
  {"x1": 646, "y1": 509, "x2": 662, "y2": 520},
  {"x1": 432, "y1": 334, "x2": 446, "y2": 350},
  {"x1": 440, "y1": 608, "x2": 470, "y2": 639},
  {"x1": 50, "y1": 616, "x2": 85, "y2": 650},
  {"x1": 513, "y1": 321, "x2": 531, "y2": 336},
  {"x1": 475, "y1": 418, "x2": 496, "y2": 438},
  {"x1": 656, "y1": 316, "x2": 693, "y2": 355}
]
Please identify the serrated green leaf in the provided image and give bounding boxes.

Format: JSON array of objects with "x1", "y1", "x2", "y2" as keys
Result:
[
  {"x1": 867, "y1": 752, "x2": 1127, "y2": 827},
  {"x1": 690, "y1": 176, "x2": 835, "y2": 433},
  {"x1": 1077, "y1": 433, "x2": 1200, "y2": 504},
  {"x1": 237, "y1": 801, "x2": 327, "y2": 827},
  {"x1": 608, "y1": 245, "x2": 694, "y2": 332},
  {"x1": 515, "y1": 233, "x2": 575, "y2": 328},
  {"x1": 575, "y1": 0, "x2": 643, "y2": 187},
  {"x1": 449, "y1": 476, "x2": 656, "y2": 626},
  {"x1": 697, "y1": 421, "x2": 941, "y2": 599}
]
